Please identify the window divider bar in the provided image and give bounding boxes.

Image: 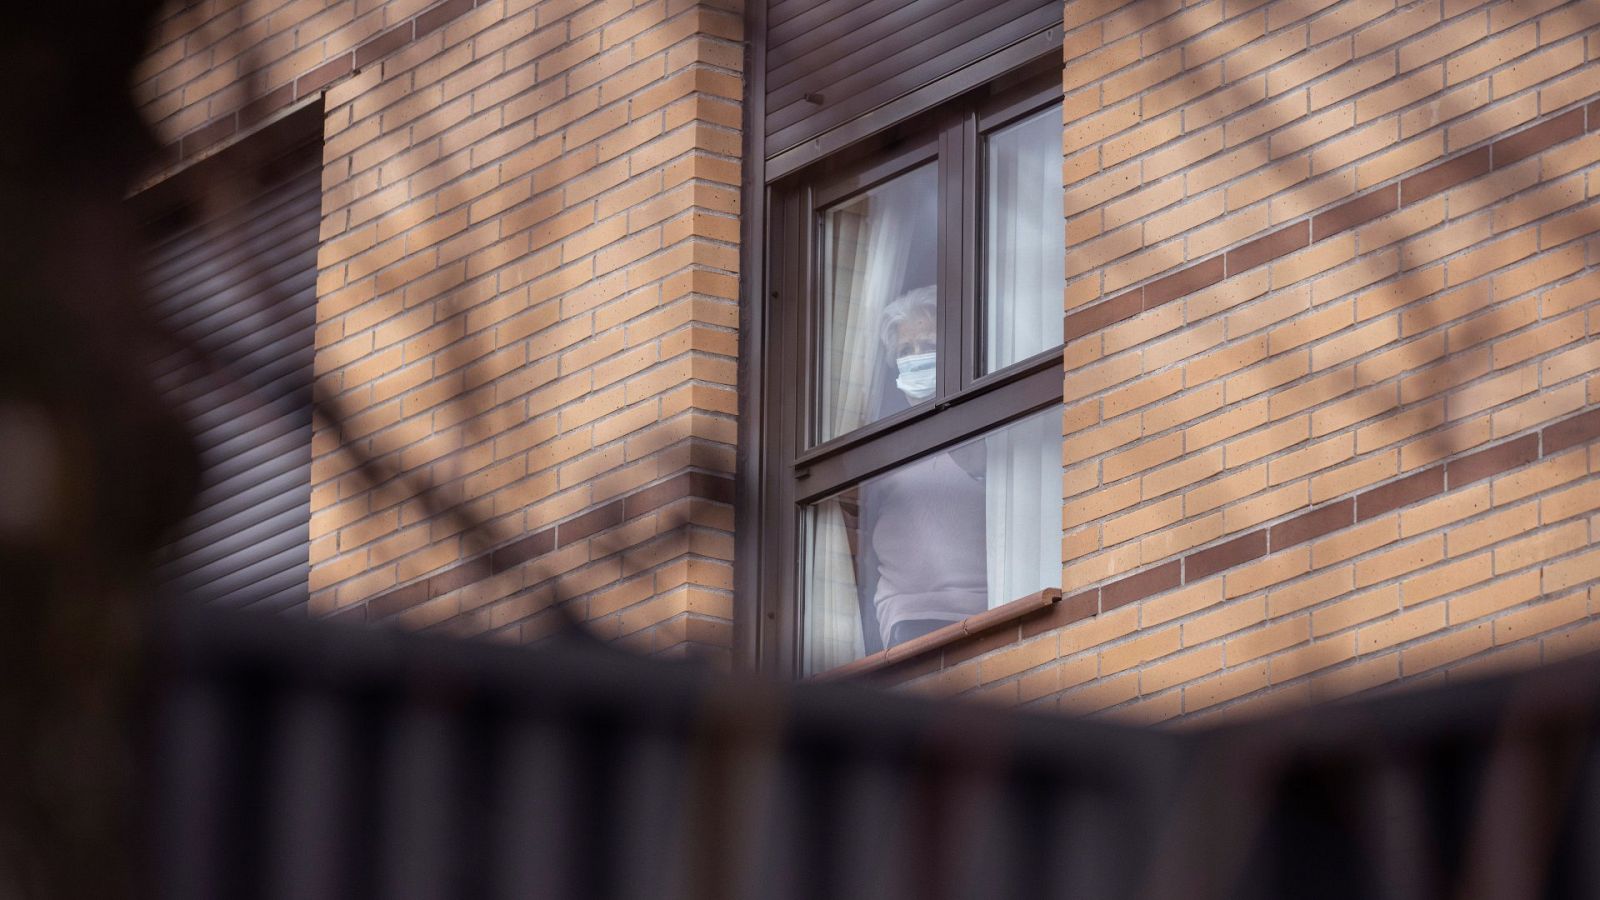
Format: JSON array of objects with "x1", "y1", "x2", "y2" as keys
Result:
[
  {"x1": 937, "y1": 119, "x2": 964, "y2": 402},
  {"x1": 959, "y1": 110, "x2": 980, "y2": 390}
]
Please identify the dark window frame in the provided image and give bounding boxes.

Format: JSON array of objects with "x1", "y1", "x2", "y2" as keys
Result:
[{"x1": 749, "y1": 56, "x2": 1065, "y2": 676}]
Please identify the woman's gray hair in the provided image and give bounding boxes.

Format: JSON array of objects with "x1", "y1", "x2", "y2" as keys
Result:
[{"x1": 877, "y1": 285, "x2": 937, "y2": 352}]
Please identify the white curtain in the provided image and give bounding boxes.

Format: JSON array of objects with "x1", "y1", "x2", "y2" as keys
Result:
[
  {"x1": 821, "y1": 171, "x2": 927, "y2": 440},
  {"x1": 984, "y1": 107, "x2": 1065, "y2": 373},
  {"x1": 984, "y1": 409, "x2": 1061, "y2": 609},
  {"x1": 804, "y1": 501, "x2": 865, "y2": 675}
]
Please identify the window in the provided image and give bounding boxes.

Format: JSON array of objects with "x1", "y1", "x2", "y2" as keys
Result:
[
  {"x1": 136, "y1": 107, "x2": 323, "y2": 614},
  {"x1": 758, "y1": 65, "x2": 1066, "y2": 675}
]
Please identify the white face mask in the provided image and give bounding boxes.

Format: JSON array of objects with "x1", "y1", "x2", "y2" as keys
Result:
[{"x1": 895, "y1": 352, "x2": 936, "y2": 401}]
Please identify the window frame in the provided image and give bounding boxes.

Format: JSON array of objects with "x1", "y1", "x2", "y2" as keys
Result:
[{"x1": 752, "y1": 58, "x2": 1065, "y2": 677}]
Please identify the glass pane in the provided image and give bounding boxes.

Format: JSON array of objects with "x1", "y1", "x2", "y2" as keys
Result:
[
  {"x1": 817, "y1": 164, "x2": 940, "y2": 443},
  {"x1": 801, "y1": 407, "x2": 1064, "y2": 675},
  {"x1": 983, "y1": 105, "x2": 1065, "y2": 374}
]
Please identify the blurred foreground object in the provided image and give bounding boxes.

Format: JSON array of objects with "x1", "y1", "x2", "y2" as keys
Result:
[
  {"x1": 153, "y1": 607, "x2": 1600, "y2": 899},
  {"x1": 0, "y1": 2, "x2": 194, "y2": 896}
]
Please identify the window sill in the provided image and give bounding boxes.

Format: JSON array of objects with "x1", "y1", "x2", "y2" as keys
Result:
[{"x1": 810, "y1": 587, "x2": 1063, "y2": 682}]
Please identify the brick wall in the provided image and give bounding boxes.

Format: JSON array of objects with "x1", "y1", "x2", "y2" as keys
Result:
[
  {"x1": 877, "y1": 0, "x2": 1600, "y2": 720},
  {"x1": 136, "y1": 0, "x2": 744, "y2": 663}
]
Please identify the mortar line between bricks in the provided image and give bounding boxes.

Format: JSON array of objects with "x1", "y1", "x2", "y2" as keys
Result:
[{"x1": 1063, "y1": 90, "x2": 1600, "y2": 345}]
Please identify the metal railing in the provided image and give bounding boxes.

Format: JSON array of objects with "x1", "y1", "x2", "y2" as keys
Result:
[{"x1": 149, "y1": 609, "x2": 1600, "y2": 899}]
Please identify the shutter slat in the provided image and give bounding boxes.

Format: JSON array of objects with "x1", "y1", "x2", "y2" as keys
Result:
[
  {"x1": 143, "y1": 145, "x2": 320, "y2": 614},
  {"x1": 763, "y1": 0, "x2": 1057, "y2": 157}
]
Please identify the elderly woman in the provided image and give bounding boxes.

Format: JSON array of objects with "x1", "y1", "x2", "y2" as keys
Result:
[
  {"x1": 861, "y1": 286, "x2": 988, "y2": 648},
  {"x1": 878, "y1": 285, "x2": 938, "y2": 404}
]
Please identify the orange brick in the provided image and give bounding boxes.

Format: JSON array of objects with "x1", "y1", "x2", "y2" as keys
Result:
[
  {"x1": 1190, "y1": 333, "x2": 1273, "y2": 385},
  {"x1": 1402, "y1": 621, "x2": 1493, "y2": 675},
  {"x1": 1542, "y1": 335, "x2": 1600, "y2": 386},
  {"x1": 1187, "y1": 464, "x2": 1269, "y2": 516},
  {"x1": 1450, "y1": 367, "x2": 1540, "y2": 423},
  {"x1": 1140, "y1": 645, "x2": 1225, "y2": 693},
  {"x1": 1492, "y1": 382, "x2": 1586, "y2": 438},
  {"x1": 1101, "y1": 626, "x2": 1182, "y2": 675},
  {"x1": 1543, "y1": 478, "x2": 1600, "y2": 525},
  {"x1": 1493, "y1": 448, "x2": 1588, "y2": 505},
  {"x1": 1356, "y1": 600, "x2": 1446, "y2": 653},
  {"x1": 1108, "y1": 428, "x2": 1187, "y2": 481},
  {"x1": 1186, "y1": 398, "x2": 1271, "y2": 451},
  {"x1": 1060, "y1": 605, "x2": 1141, "y2": 657},
  {"x1": 1275, "y1": 365, "x2": 1356, "y2": 427},
  {"x1": 1103, "y1": 496, "x2": 1184, "y2": 547},
  {"x1": 1147, "y1": 384, "x2": 1228, "y2": 434},
  {"x1": 1267, "y1": 565, "x2": 1355, "y2": 617},
  {"x1": 1312, "y1": 515, "x2": 1399, "y2": 567},
  {"x1": 978, "y1": 635, "x2": 1060, "y2": 684},
  {"x1": 1142, "y1": 579, "x2": 1227, "y2": 628},
  {"x1": 1226, "y1": 415, "x2": 1310, "y2": 466},
  {"x1": 1543, "y1": 614, "x2": 1600, "y2": 662},
  {"x1": 1494, "y1": 589, "x2": 1589, "y2": 646},
  {"x1": 1183, "y1": 597, "x2": 1267, "y2": 647},
  {"x1": 1226, "y1": 482, "x2": 1312, "y2": 532},
  {"x1": 1138, "y1": 512, "x2": 1228, "y2": 565},
  {"x1": 1116, "y1": 691, "x2": 1185, "y2": 724},
  {"x1": 1270, "y1": 634, "x2": 1357, "y2": 682},
  {"x1": 1543, "y1": 546, "x2": 1600, "y2": 593},
  {"x1": 1183, "y1": 660, "x2": 1270, "y2": 711},
  {"x1": 1311, "y1": 55, "x2": 1395, "y2": 110},
  {"x1": 1144, "y1": 448, "x2": 1226, "y2": 499},
  {"x1": 1311, "y1": 652, "x2": 1400, "y2": 700},
  {"x1": 1310, "y1": 451, "x2": 1398, "y2": 504},
  {"x1": 1060, "y1": 671, "x2": 1140, "y2": 715},
  {"x1": 1355, "y1": 535, "x2": 1446, "y2": 588},
  {"x1": 1226, "y1": 547, "x2": 1312, "y2": 598},
  {"x1": 1494, "y1": 519, "x2": 1587, "y2": 574},
  {"x1": 1227, "y1": 615, "x2": 1310, "y2": 663},
  {"x1": 1104, "y1": 368, "x2": 1185, "y2": 419},
  {"x1": 1314, "y1": 583, "x2": 1401, "y2": 637},
  {"x1": 1400, "y1": 483, "x2": 1490, "y2": 537},
  {"x1": 1270, "y1": 433, "x2": 1355, "y2": 486},
  {"x1": 1400, "y1": 415, "x2": 1492, "y2": 471},
  {"x1": 1496, "y1": 310, "x2": 1587, "y2": 370},
  {"x1": 1358, "y1": 265, "x2": 1447, "y2": 322},
  {"x1": 1449, "y1": 500, "x2": 1538, "y2": 557}
]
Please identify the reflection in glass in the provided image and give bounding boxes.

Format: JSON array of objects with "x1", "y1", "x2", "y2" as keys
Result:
[
  {"x1": 802, "y1": 407, "x2": 1064, "y2": 675},
  {"x1": 984, "y1": 105, "x2": 1065, "y2": 374},
  {"x1": 818, "y1": 164, "x2": 939, "y2": 443}
]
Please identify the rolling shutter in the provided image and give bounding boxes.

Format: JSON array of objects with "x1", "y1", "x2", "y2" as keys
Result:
[
  {"x1": 139, "y1": 136, "x2": 321, "y2": 614},
  {"x1": 764, "y1": 0, "x2": 1059, "y2": 158}
]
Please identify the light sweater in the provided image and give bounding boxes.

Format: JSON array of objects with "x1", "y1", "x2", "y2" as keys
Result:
[{"x1": 869, "y1": 450, "x2": 988, "y2": 645}]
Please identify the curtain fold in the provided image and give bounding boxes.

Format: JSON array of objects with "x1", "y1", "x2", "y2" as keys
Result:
[
  {"x1": 821, "y1": 166, "x2": 931, "y2": 441},
  {"x1": 804, "y1": 500, "x2": 866, "y2": 674},
  {"x1": 984, "y1": 107, "x2": 1065, "y2": 374},
  {"x1": 983, "y1": 410, "x2": 1060, "y2": 610}
]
